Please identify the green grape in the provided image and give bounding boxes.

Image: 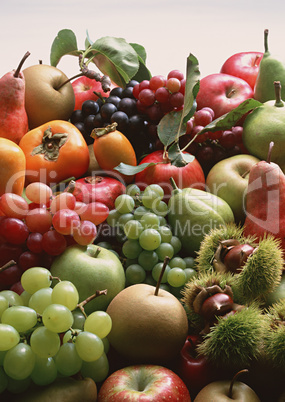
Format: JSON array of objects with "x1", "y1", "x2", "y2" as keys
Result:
[
  {"x1": 147, "y1": 184, "x2": 164, "y2": 198},
  {"x1": 31, "y1": 355, "x2": 57, "y2": 386},
  {"x1": 140, "y1": 212, "x2": 160, "y2": 229},
  {"x1": 54, "y1": 342, "x2": 82, "y2": 376},
  {"x1": 138, "y1": 250, "x2": 159, "y2": 271},
  {"x1": 184, "y1": 256, "x2": 196, "y2": 268},
  {"x1": 158, "y1": 216, "x2": 167, "y2": 226},
  {"x1": 184, "y1": 268, "x2": 198, "y2": 282},
  {"x1": 126, "y1": 183, "x2": 141, "y2": 198},
  {"x1": 122, "y1": 239, "x2": 142, "y2": 259},
  {"x1": 141, "y1": 189, "x2": 159, "y2": 209},
  {"x1": 3, "y1": 343, "x2": 36, "y2": 380},
  {"x1": 133, "y1": 205, "x2": 150, "y2": 220},
  {"x1": 28, "y1": 287, "x2": 53, "y2": 314},
  {"x1": 6, "y1": 376, "x2": 31, "y2": 394},
  {"x1": 96, "y1": 241, "x2": 113, "y2": 249},
  {"x1": 139, "y1": 228, "x2": 161, "y2": 251},
  {"x1": 0, "y1": 350, "x2": 6, "y2": 365},
  {"x1": 80, "y1": 352, "x2": 109, "y2": 383},
  {"x1": 0, "y1": 290, "x2": 23, "y2": 307},
  {"x1": 1, "y1": 306, "x2": 37, "y2": 333},
  {"x1": 170, "y1": 236, "x2": 182, "y2": 255},
  {"x1": 75, "y1": 331, "x2": 104, "y2": 362},
  {"x1": 102, "y1": 337, "x2": 110, "y2": 354},
  {"x1": 169, "y1": 256, "x2": 187, "y2": 269},
  {"x1": 125, "y1": 257, "x2": 138, "y2": 267},
  {"x1": 21, "y1": 267, "x2": 52, "y2": 294},
  {"x1": 156, "y1": 243, "x2": 175, "y2": 261},
  {"x1": 0, "y1": 366, "x2": 8, "y2": 393},
  {"x1": 19, "y1": 290, "x2": 31, "y2": 307},
  {"x1": 125, "y1": 264, "x2": 146, "y2": 285},
  {"x1": 0, "y1": 324, "x2": 20, "y2": 351},
  {"x1": 114, "y1": 194, "x2": 135, "y2": 214},
  {"x1": 106, "y1": 208, "x2": 121, "y2": 227},
  {"x1": 30, "y1": 326, "x2": 60, "y2": 358},
  {"x1": 118, "y1": 212, "x2": 134, "y2": 228},
  {"x1": 151, "y1": 199, "x2": 168, "y2": 217},
  {"x1": 167, "y1": 268, "x2": 187, "y2": 287},
  {"x1": 51, "y1": 281, "x2": 79, "y2": 311},
  {"x1": 152, "y1": 262, "x2": 171, "y2": 283},
  {"x1": 42, "y1": 304, "x2": 74, "y2": 333},
  {"x1": 115, "y1": 227, "x2": 127, "y2": 243},
  {"x1": 84, "y1": 311, "x2": 112, "y2": 339},
  {"x1": 72, "y1": 309, "x2": 86, "y2": 330},
  {"x1": 157, "y1": 225, "x2": 173, "y2": 243},
  {"x1": 123, "y1": 219, "x2": 143, "y2": 240},
  {"x1": 62, "y1": 329, "x2": 82, "y2": 343},
  {"x1": 0, "y1": 295, "x2": 9, "y2": 319}
]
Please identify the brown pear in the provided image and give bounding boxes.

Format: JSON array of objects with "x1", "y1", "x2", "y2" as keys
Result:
[{"x1": 0, "y1": 52, "x2": 30, "y2": 144}]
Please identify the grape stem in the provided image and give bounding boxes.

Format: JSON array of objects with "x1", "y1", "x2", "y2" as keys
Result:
[
  {"x1": 154, "y1": 256, "x2": 170, "y2": 296},
  {"x1": 77, "y1": 289, "x2": 108, "y2": 318},
  {"x1": 0, "y1": 260, "x2": 17, "y2": 272}
]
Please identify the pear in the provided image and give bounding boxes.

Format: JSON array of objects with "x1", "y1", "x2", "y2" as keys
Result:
[
  {"x1": 0, "y1": 51, "x2": 30, "y2": 144},
  {"x1": 254, "y1": 29, "x2": 285, "y2": 102},
  {"x1": 243, "y1": 141, "x2": 285, "y2": 253},
  {"x1": 243, "y1": 81, "x2": 285, "y2": 171}
]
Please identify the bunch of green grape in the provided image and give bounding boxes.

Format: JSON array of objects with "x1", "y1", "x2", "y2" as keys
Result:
[
  {"x1": 0, "y1": 267, "x2": 111, "y2": 395},
  {"x1": 105, "y1": 183, "x2": 198, "y2": 298}
]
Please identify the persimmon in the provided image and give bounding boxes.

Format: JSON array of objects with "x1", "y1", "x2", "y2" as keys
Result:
[
  {"x1": 91, "y1": 122, "x2": 137, "y2": 184},
  {"x1": 0, "y1": 138, "x2": 26, "y2": 196},
  {"x1": 19, "y1": 120, "x2": 89, "y2": 187}
]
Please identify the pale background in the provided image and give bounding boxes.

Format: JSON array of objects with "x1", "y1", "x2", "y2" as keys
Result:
[{"x1": 1, "y1": 0, "x2": 285, "y2": 81}]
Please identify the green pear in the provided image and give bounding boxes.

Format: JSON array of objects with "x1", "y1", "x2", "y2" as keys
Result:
[
  {"x1": 254, "y1": 29, "x2": 285, "y2": 102},
  {"x1": 243, "y1": 81, "x2": 285, "y2": 170}
]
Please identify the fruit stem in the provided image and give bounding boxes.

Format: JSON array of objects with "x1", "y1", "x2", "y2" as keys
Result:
[
  {"x1": 0, "y1": 260, "x2": 17, "y2": 273},
  {"x1": 169, "y1": 177, "x2": 181, "y2": 195},
  {"x1": 264, "y1": 29, "x2": 269, "y2": 54},
  {"x1": 13, "y1": 51, "x2": 31, "y2": 78},
  {"x1": 56, "y1": 72, "x2": 84, "y2": 91},
  {"x1": 154, "y1": 256, "x2": 170, "y2": 296},
  {"x1": 86, "y1": 245, "x2": 101, "y2": 258},
  {"x1": 77, "y1": 289, "x2": 108, "y2": 318},
  {"x1": 267, "y1": 141, "x2": 274, "y2": 164},
  {"x1": 274, "y1": 81, "x2": 284, "y2": 107},
  {"x1": 228, "y1": 369, "x2": 249, "y2": 398},
  {"x1": 91, "y1": 122, "x2": 118, "y2": 139}
]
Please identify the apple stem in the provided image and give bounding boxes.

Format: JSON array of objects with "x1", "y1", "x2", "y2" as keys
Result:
[
  {"x1": 0, "y1": 260, "x2": 17, "y2": 273},
  {"x1": 154, "y1": 256, "x2": 170, "y2": 296},
  {"x1": 13, "y1": 51, "x2": 31, "y2": 78},
  {"x1": 56, "y1": 72, "x2": 84, "y2": 91},
  {"x1": 77, "y1": 289, "x2": 108, "y2": 318},
  {"x1": 86, "y1": 246, "x2": 102, "y2": 258},
  {"x1": 267, "y1": 141, "x2": 274, "y2": 164},
  {"x1": 228, "y1": 369, "x2": 249, "y2": 398},
  {"x1": 274, "y1": 81, "x2": 284, "y2": 108}
]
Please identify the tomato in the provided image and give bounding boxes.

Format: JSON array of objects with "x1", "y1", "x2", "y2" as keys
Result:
[
  {"x1": 91, "y1": 123, "x2": 137, "y2": 184},
  {"x1": 0, "y1": 138, "x2": 26, "y2": 196},
  {"x1": 19, "y1": 120, "x2": 89, "y2": 187}
]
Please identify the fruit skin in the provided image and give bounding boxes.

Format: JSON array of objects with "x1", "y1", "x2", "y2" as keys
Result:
[
  {"x1": 0, "y1": 52, "x2": 29, "y2": 144},
  {"x1": 97, "y1": 364, "x2": 191, "y2": 402},
  {"x1": 220, "y1": 51, "x2": 263, "y2": 90},
  {"x1": 193, "y1": 379, "x2": 261, "y2": 401},
  {"x1": 6, "y1": 376, "x2": 97, "y2": 402},
  {"x1": 50, "y1": 244, "x2": 125, "y2": 314},
  {"x1": 19, "y1": 120, "x2": 89, "y2": 186},
  {"x1": 106, "y1": 284, "x2": 189, "y2": 364},
  {"x1": 135, "y1": 150, "x2": 205, "y2": 203},
  {"x1": 206, "y1": 154, "x2": 260, "y2": 224},
  {"x1": 167, "y1": 187, "x2": 235, "y2": 256},
  {"x1": 0, "y1": 138, "x2": 26, "y2": 196},
  {"x1": 72, "y1": 75, "x2": 111, "y2": 111},
  {"x1": 196, "y1": 73, "x2": 254, "y2": 119},
  {"x1": 23, "y1": 64, "x2": 75, "y2": 129}
]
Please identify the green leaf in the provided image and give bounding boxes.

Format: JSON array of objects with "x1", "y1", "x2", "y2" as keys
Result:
[
  {"x1": 182, "y1": 54, "x2": 201, "y2": 124},
  {"x1": 157, "y1": 110, "x2": 187, "y2": 148},
  {"x1": 168, "y1": 142, "x2": 190, "y2": 167},
  {"x1": 114, "y1": 162, "x2": 159, "y2": 175},
  {"x1": 130, "y1": 43, "x2": 147, "y2": 63},
  {"x1": 130, "y1": 43, "x2": 152, "y2": 82},
  {"x1": 199, "y1": 98, "x2": 263, "y2": 134},
  {"x1": 87, "y1": 36, "x2": 140, "y2": 87},
  {"x1": 50, "y1": 29, "x2": 80, "y2": 67}
]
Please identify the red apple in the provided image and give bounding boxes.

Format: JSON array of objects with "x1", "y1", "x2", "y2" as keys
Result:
[
  {"x1": 72, "y1": 75, "x2": 112, "y2": 111},
  {"x1": 196, "y1": 73, "x2": 254, "y2": 119},
  {"x1": 97, "y1": 365, "x2": 191, "y2": 401},
  {"x1": 220, "y1": 52, "x2": 263, "y2": 90},
  {"x1": 135, "y1": 150, "x2": 205, "y2": 203}
]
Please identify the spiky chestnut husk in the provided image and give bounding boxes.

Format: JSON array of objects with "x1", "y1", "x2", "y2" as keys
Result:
[
  {"x1": 231, "y1": 235, "x2": 284, "y2": 305},
  {"x1": 263, "y1": 299, "x2": 285, "y2": 370},
  {"x1": 196, "y1": 223, "x2": 256, "y2": 274},
  {"x1": 196, "y1": 304, "x2": 266, "y2": 370}
]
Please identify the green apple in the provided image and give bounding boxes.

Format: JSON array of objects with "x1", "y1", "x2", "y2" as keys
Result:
[
  {"x1": 206, "y1": 154, "x2": 260, "y2": 224},
  {"x1": 23, "y1": 64, "x2": 75, "y2": 129},
  {"x1": 49, "y1": 244, "x2": 125, "y2": 315}
]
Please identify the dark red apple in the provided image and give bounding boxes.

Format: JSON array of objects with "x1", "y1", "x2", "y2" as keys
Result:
[
  {"x1": 220, "y1": 52, "x2": 263, "y2": 90},
  {"x1": 72, "y1": 75, "x2": 113, "y2": 111},
  {"x1": 196, "y1": 73, "x2": 254, "y2": 119}
]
